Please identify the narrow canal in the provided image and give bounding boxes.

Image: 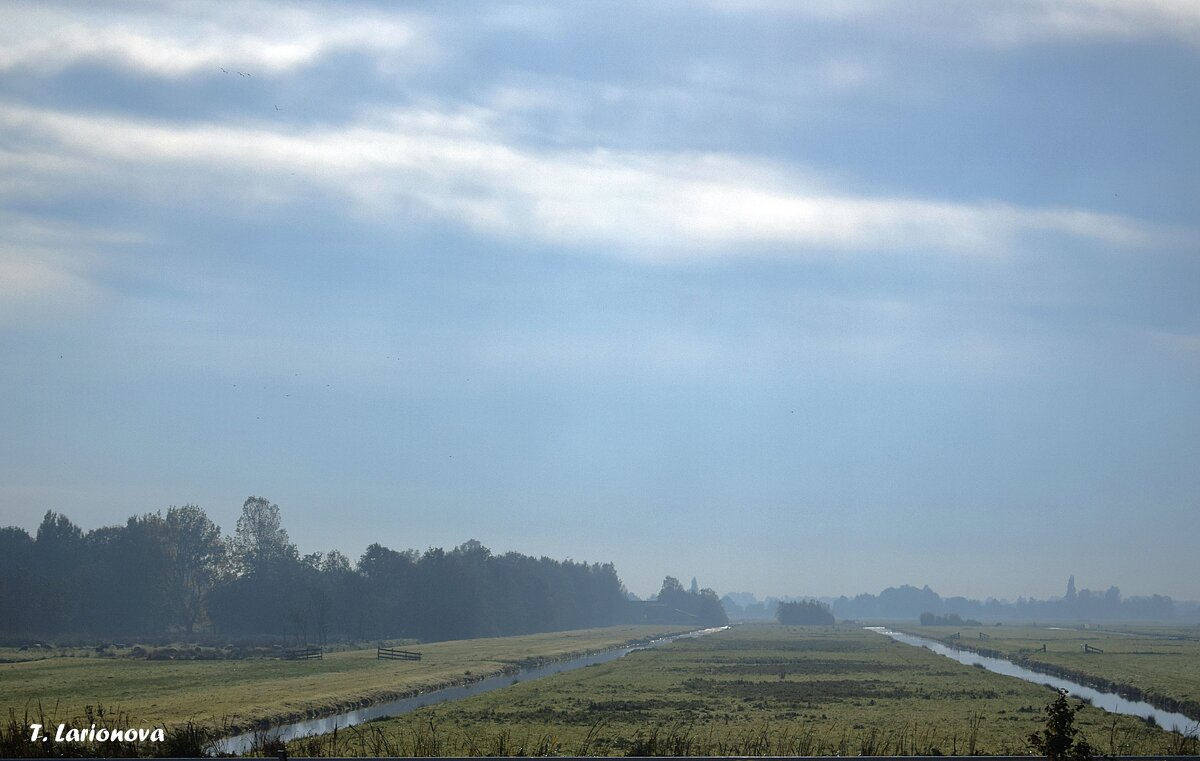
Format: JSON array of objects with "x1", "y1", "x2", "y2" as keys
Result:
[
  {"x1": 866, "y1": 627, "x2": 1198, "y2": 735},
  {"x1": 218, "y1": 626, "x2": 729, "y2": 754}
]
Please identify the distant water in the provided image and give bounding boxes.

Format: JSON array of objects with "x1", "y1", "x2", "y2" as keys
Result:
[
  {"x1": 217, "y1": 626, "x2": 729, "y2": 755},
  {"x1": 865, "y1": 627, "x2": 1198, "y2": 735}
]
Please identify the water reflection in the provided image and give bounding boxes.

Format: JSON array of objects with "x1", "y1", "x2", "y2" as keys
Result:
[
  {"x1": 218, "y1": 626, "x2": 728, "y2": 754},
  {"x1": 865, "y1": 626, "x2": 1198, "y2": 735}
]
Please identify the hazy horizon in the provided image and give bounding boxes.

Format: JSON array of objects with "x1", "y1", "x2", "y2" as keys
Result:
[
  {"x1": 5, "y1": 505, "x2": 1194, "y2": 605},
  {"x1": 2, "y1": 2, "x2": 1198, "y2": 604}
]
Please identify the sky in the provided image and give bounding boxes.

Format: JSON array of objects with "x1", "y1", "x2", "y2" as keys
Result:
[{"x1": 1, "y1": 0, "x2": 1198, "y2": 602}]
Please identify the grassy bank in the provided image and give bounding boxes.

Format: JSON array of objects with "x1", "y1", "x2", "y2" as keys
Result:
[
  {"x1": 0, "y1": 625, "x2": 683, "y2": 735},
  {"x1": 905, "y1": 624, "x2": 1200, "y2": 722},
  {"x1": 288, "y1": 624, "x2": 1195, "y2": 757}
]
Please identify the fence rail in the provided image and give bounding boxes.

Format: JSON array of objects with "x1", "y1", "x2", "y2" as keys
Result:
[
  {"x1": 377, "y1": 646, "x2": 422, "y2": 661},
  {"x1": 284, "y1": 647, "x2": 322, "y2": 660}
]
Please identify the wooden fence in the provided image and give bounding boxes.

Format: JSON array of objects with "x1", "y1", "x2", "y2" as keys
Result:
[
  {"x1": 377, "y1": 646, "x2": 422, "y2": 661},
  {"x1": 284, "y1": 647, "x2": 323, "y2": 660}
]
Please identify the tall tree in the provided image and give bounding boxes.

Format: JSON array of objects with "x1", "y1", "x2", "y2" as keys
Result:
[
  {"x1": 230, "y1": 496, "x2": 296, "y2": 577},
  {"x1": 657, "y1": 576, "x2": 686, "y2": 608},
  {"x1": 165, "y1": 505, "x2": 225, "y2": 632},
  {"x1": 0, "y1": 527, "x2": 36, "y2": 634},
  {"x1": 34, "y1": 511, "x2": 85, "y2": 632}
]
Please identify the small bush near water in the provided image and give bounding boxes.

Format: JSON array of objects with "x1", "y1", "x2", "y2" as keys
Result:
[{"x1": 1026, "y1": 690, "x2": 1096, "y2": 761}]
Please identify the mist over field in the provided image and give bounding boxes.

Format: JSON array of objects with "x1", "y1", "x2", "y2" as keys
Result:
[
  {"x1": 1, "y1": 500, "x2": 1194, "y2": 646},
  {"x1": 2, "y1": 1, "x2": 1199, "y2": 609}
]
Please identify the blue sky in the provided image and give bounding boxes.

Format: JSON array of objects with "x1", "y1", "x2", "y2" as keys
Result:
[{"x1": 2, "y1": 1, "x2": 1198, "y2": 601}]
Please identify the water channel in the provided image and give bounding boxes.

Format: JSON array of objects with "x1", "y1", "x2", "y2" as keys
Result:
[
  {"x1": 866, "y1": 627, "x2": 1198, "y2": 735},
  {"x1": 217, "y1": 626, "x2": 729, "y2": 754}
]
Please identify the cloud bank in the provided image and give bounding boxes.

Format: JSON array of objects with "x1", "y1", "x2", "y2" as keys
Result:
[{"x1": 1, "y1": 102, "x2": 1159, "y2": 270}]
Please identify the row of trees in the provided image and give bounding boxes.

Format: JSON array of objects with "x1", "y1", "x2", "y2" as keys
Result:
[
  {"x1": 776, "y1": 599, "x2": 834, "y2": 625},
  {"x1": 919, "y1": 612, "x2": 981, "y2": 626},
  {"x1": 651, "y1": 576, "x2": 728, "y2": 625},
  {"x1": 725, "y1": 581, "x2": 1188, "y2": 624},
  {"x1": 1, "y1": 506, "x2": 225, "y2": 637},
  {"x1": 0, "y1": 499, "x2": 697, "y2": 643},
  {"x1": 828, "y1": 582, "x2": 1180, "y2": 622}
]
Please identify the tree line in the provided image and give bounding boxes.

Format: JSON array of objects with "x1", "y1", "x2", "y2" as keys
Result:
[
  {"x1": 0, "y1": 498, "x2": 725, "y2": 643},
  {"x1": 776, "y1": 599, "x2": 834, "y2": 625},
  {"x1": 725, "y1": 581, "x2": 1189, "y2": 624},
  {"x1": 828, "y1": 580, "x2": 1181, "y2": 623}
]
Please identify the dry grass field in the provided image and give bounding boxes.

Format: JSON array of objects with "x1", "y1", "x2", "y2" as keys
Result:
[
  {"x1": 287, "y1": 624, "x2": 1197, "y2": 757},
  {"x1": 0, "y1": 625, "x2": 682, "y2": 734},
  {"x1": 906, "y1": 623, "x2": 1200, "y2": 721}
]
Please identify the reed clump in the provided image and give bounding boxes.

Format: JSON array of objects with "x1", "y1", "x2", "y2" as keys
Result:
[
  {"x1": 285, "y1": 711, "x2": 1199, "y2": 757},
  {"x1": 1, "y1": 702, "x2": 220, "y2": 758}
]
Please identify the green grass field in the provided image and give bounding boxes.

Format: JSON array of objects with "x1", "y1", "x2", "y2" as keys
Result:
[
  {"x1": 905, "y1": 624, "x2": 1200, "y2": 721},
  {"x1": 0, "y1": 626, "x2": 683, "y2": 734},
  {"x1": 287, "y1": 624, "x2": 1196, "y2": 757}
]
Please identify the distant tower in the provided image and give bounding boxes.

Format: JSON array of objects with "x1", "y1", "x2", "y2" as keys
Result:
[
  {"x1": 690, "y1": 577, "x2": 699, "y2": 595},
  {"x1": 1065, "y1": 575, "x2": 1077, "y2": 601}
]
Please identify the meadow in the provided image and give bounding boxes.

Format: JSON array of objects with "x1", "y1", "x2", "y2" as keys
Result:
[
  {"x1": 906, "y1": 624, "x2": 1200, "y2": 722},
  {"x1": 0, "y1": 625, "x2": 682, "y2": 735},
  {"x1": 288, "y1": 624, "x2": 1196, "y2": 757}
]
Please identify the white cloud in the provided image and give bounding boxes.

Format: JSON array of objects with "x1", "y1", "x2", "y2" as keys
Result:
[
  {"x1": 984, "y1": 0, "x2": 1200, "y2": 48},
  {"x1": 0, "y1": 1, "x2": 425, "y2": 76},
  {"x1": 0, "y1": 211, "x2": 147, "y2": 323},
  {"x1": 0, "y1": 101, "x2": 1162, "y2": 264},
  {"x1": 704, "y1": 0, "x2": 1200, "y2": 48},
  {"x1": 0, "y1": 246, "x2": 103, "y2": 323},
  {"x1": 1145, "y1": 329, "x2": 1200, "y2": 359},
  {"x1": 682, "y1": 56, "x2": 879, "y2": 96},
  {"x1": 702, "y1": 1, "x2": 878, "y2": 21}
]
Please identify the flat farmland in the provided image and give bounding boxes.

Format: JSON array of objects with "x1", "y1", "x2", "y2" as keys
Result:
[
  {"x1": 290, "y1": 624, "x2": 1195, "y2": 757},
  {"x1": 906, "y1": 624, "x2": 1200, "y2": 721},
  {"x1": 0, "y1": 625, "x2": 682, "y2": 734}
]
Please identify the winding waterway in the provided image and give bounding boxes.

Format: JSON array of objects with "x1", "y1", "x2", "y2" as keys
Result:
[
  {"x1": 217, "y1": 626, "x2": 729, "y2": 754},
  {"x1": 866, "y1": 627, "x2": 1198, "y2": 735}
]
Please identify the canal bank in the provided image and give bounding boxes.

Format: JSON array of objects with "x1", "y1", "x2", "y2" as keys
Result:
[
  {"x1": 218, "y1": 626, "x2": 729, "y2": 754},
  {"x1": 868, "y1": 627, "x2": 1198, "y2": 734}
]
